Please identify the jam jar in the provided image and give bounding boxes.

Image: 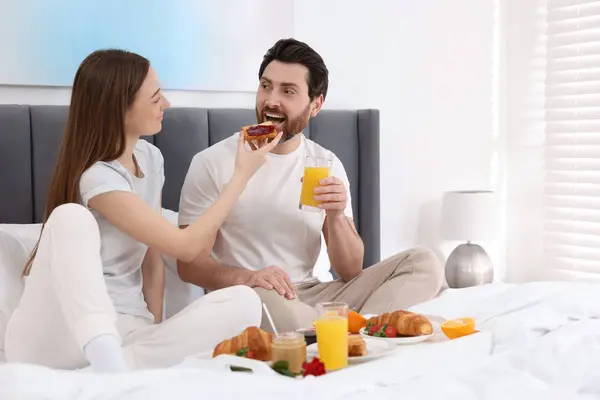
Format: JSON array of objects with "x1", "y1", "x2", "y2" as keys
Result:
[{"x1": 271, "y1": 332, "x2": 307, "y2": 374}]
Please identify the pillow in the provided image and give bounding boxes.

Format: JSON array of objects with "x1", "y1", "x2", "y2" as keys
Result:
[
  {"x1": 0, "y1": 224, "x2": 41, "y2": 311},
  {"x1": 0, "y1": 223, "x2": 41, "y2": 362}
]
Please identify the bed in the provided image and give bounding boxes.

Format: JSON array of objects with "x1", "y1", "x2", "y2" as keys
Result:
[
  {"x1": 0, "y1": 104, "x2": 381, "y2": 316},
  {"x1": 2, "y1": 281, "x2": 600, "y2": 399},
  {"x1": 0, "y1": 105, "x2": 381, "y2": 265},
  {"x1": 2, "y1": 106, "x2": 600, "y2": 398}
]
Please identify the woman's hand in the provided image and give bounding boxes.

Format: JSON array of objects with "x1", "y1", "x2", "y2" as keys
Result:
[{"x1": 234, "y1": 131, "x2": 282, "y2": 181}]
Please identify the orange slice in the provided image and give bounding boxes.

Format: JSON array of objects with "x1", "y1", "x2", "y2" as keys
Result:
[
  {"x1": 348, "y1": 310, "x2": 367, "y2": 334},
  {"x1": 441, "y1": 317, "x2": 476, "y2": 339}
]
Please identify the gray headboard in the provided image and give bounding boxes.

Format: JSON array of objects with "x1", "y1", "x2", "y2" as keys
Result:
[{"x1": 0, "y1": 105, "x2": 381, "y2": 269}]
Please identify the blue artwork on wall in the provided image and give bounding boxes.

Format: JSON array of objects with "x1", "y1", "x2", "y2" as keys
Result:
[{"x1": 0, "y1": 0, "x2": 294, "y2": 91}]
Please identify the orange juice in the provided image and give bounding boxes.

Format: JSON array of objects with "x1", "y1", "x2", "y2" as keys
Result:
[
  {"x1": 314, "y1": 316, "x2": 348, "y2": 371},
  {"x1": 300, "y1": 166, "x2": 330, "y2": 207}
]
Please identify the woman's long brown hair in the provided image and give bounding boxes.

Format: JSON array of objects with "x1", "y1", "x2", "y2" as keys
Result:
[{"x1": 23, "y1": 49, "x2": 150, "y2": 275}]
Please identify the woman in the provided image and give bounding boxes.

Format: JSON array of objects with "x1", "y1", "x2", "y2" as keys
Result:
[{"x1": 4, "y1": 49, "x2": 282, "y2": 373}]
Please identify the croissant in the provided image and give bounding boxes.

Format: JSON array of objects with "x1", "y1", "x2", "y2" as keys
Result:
[
  {"x1": 212, "y1": 326, "x2": 273, "y2": 361},
  {"x1": 367, "y1": 310, "x2": 433, "y2": 336}
]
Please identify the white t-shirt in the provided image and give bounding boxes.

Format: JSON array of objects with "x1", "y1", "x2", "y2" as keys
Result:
[
  {"x1": 79, "y1": 139, "x2": 164, "y2": 320},
  {"x1": 178, "y1": 133, "x2": 353, "y2": 284}
]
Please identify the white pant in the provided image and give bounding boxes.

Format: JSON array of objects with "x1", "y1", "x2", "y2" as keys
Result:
[{"x1": 4, "y1": 203, "x2": 262, "y2": 370}]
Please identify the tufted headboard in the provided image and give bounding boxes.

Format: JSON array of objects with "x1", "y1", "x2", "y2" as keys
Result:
[{"x1": 0, "y1": 105, "x2": 381, "y2": 268}]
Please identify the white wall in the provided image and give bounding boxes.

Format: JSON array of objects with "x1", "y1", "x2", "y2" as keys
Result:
[
  {"x1": 0, "y1": 85, "x2": 257, "y2": 108},
  {"x1": 295, "y1": 0, "x2": 501, "y2": 277},
  {"x1": 0, "y1": 0, "x2": 501, "y2": 278},
  {"x1": 504, "y1": 0, "x2": 547, "y2": 283}
]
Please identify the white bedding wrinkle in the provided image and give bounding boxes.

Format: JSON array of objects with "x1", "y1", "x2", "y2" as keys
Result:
[
  {"x1": 2, "y1": 281, "x2": 600, "y2": 399},
  {"x1": 501, "y1": 319, "x2": 600, "y2": 393},
  {"x1": 581, "y1": 367, "x2": 600, "y2": 397},
  {"x1": 351, "y1": 362, "x2": 592, "y2": 400},
  {"x1": 0, "y1": 363, "x2": 364, "y2": 400}
]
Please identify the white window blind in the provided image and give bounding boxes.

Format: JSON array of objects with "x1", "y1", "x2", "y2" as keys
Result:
[{"x1": 544, "y1": 0, "x2": 600, "y2": 279}]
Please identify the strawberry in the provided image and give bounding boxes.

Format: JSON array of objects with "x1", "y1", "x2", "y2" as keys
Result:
[
  {"x1": 302, "y1": 357, "x2": 326, "y2": 377},
  {"x1": 369, "y1": 324, "x2": 381, "y2": 335},
  {"x1": 384, "y1": 326, "x2": 397, "y2": 338},
  {"x1": 369, "y1": 323, "x2": 389, "y2": 338}
]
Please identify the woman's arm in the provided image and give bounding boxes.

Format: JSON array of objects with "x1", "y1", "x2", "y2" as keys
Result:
[
  {"x1": 141, "y1": 246, "x2": 165, "y2": 323},
  {"x1": 87, "y1": 132, "x2": 282, "y2": 263},
  {"x1": 88, "y1": 172, "x2": 247, "y2": 263}
]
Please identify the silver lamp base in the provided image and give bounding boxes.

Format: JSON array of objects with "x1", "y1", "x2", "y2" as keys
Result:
[{"x1": 445, "y1": 242, "x2": 494, "y2": 288}]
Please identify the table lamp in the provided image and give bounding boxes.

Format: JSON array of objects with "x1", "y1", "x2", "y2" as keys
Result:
[{"x1": 441, "y1": 190, "x2": 496, "y2": 288}]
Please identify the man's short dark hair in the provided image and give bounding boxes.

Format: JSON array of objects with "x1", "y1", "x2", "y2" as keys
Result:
[{"x1": 259, "y1": 38, "x2": 329, "y2": 101}]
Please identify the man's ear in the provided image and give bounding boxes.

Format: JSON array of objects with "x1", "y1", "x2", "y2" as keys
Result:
[{"x1": 310, "y1": 94, "x2": 324, "y2": 118}]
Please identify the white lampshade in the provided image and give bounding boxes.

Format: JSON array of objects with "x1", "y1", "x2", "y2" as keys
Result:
[{"x1": 441, "y1": 190, "x2": 497, "y2": 242}]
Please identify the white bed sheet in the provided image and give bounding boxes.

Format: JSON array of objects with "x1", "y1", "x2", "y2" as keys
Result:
[{"x1": 2, "y1": 281, "x2": 600, "y2": 399}]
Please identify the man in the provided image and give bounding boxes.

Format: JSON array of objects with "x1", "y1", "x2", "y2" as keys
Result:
[{"x1": 177, "y1": 38, "x2": 444, "y2": 332}]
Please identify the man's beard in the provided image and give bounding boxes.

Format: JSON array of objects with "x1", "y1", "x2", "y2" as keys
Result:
[{"x1": 256, "y1": 103, "x2": 311, "y2": 144}]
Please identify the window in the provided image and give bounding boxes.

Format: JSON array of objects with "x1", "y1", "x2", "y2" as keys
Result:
[{"x1": 543, "y1": 0, "x2": 600, "y2": 279}]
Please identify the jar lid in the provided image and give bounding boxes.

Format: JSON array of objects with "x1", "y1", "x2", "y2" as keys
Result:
[{"x1": 273, "y1": 332, "x2": 305, "y2": 344}]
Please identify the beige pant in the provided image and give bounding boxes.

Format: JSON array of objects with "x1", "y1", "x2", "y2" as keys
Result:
[
  {"x1": 5, "y1": 203, "x2": 262, "y2": 370},
  {"x1": 255, "y1": 247, "x2": 444, "y2": 333}
]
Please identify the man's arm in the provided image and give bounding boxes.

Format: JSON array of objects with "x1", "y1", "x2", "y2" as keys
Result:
[
  {"x1": 313, "y1": 164, "x2": 364, "y2": 281},
  {"x1": 323, "y1": 215, "x2": 364, "y2": 281},
  {"x1": 176, "y1": 229, "x2": 296, "y2": 299},
  {"x1": 176, "y1": 242, "x2": 251, "y2": 291}
]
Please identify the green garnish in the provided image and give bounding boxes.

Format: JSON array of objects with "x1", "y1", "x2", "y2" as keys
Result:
[
  {"x1": 271, "y1": 360, "x2": 301, "y2": 377},
  {"x1": 235, "y1": 347, "x2": 249, "y2": 357}
]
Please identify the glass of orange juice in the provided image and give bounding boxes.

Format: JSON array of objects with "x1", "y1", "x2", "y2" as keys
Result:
[
  {"x1": 299, "y1": 156, "x2": 332, "y2": 212},
  {"x1": 314, "y1": 301, "x2": 348, "y2": 371}
]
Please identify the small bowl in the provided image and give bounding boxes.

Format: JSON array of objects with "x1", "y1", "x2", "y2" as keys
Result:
[{"x1": 296, "y1": 328, "x2": 317, "y2": 346}]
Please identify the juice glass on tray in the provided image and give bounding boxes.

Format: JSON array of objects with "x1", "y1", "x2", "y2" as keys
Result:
[{"x1": 314, "y1": 301, "x2": 348, "y2": 371}]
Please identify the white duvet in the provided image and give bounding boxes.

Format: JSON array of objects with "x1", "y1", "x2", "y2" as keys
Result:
[{"x1": 2, "y1": 281, "x2": 600, "y2": 399}]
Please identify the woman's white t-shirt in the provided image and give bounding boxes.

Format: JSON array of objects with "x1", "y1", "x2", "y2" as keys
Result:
[{"x1": 79, "y1": 140, "x2": 164, "y2": 320}]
